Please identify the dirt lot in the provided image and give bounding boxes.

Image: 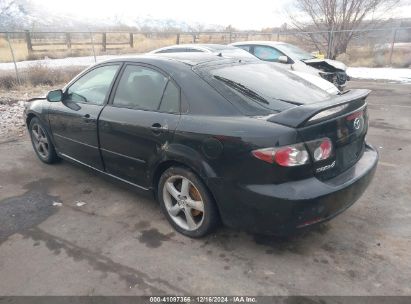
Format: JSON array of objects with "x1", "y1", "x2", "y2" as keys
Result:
[{"x1": 0, "y1": 80, "x2": 410, "y2": 296}]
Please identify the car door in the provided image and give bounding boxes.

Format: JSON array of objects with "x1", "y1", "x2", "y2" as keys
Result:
[
  {"x1": 98, "y1": 64, "x2": 181, "y2": 188},
  {"x1": 48, "y1": 64, "x2": 121, "y2": 170}
]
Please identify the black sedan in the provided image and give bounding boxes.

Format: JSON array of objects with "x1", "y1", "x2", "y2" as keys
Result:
[{"x1": 25, "y1": 53, "x2": 378, "y2": 237}]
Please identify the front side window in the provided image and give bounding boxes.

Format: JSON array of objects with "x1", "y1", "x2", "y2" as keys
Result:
[
  {"x1": 113, "y1": 65, "x2": 170, "y2": 111},
  {"x1": 65, "y1": 65, "x2": 119, "y2": 105},
  {"x1": 253, "y1": 46, "x2": 284, "y2": 62}
]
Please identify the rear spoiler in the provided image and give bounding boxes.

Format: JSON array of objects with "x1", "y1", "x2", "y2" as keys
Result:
[{"x1": 268, "y1": 89, "x2": 371, "y2": 128}]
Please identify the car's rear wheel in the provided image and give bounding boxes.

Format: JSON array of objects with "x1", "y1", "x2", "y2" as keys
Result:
[
  {"x1": 158, "y1": 166, "x2": 219, "y2": 237},
  {"x1": 29, "y1": 117, "x2": 59, "y2": 164}
]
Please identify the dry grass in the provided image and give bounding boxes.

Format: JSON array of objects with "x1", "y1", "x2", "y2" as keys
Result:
[
  {"x1": 341, "y1": 46, "x2": 411, "y2": 68},
  {"x1": 1, "y1": 32, "x2": 410, "y2": 68},
  {"x1": 0, "y1": 64, "x2": 84, "y2": 90}
]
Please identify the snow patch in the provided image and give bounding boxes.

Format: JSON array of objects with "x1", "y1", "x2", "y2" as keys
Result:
[
  {"x1": 0, "y1": 100, "x2": 27, "y2": 138},
  {"x1": 347, "y1": 67, "x2": 411, "y2": 83},
  {"x1": 0, "y1": 55, "x2": 126, "y2": 71}
]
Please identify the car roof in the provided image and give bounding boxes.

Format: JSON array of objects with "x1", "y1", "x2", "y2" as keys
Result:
[
  {"x1": 231, "y1": 41, "x2": 287, "y2": 47},
  {"x1": 150, "y1": 43, "x2": 242, "y2": 53},
  {"x1": 100, "y1": 53, "x2": 240, "y2": 68}
]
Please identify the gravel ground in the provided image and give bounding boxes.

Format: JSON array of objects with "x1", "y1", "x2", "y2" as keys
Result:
[{"x1": 0, "y1": 86, "x2": 52, "y2": 141}]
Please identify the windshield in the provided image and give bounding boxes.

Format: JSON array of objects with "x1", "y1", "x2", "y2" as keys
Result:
[
  {"x1": 275, "y1": 43, "x2": 316, "y2": 61},
  {"x1": 196, "y1": 62, "x2": 331, "y2": 116}
]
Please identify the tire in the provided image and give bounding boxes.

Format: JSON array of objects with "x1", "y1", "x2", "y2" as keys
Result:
[
  {"x1": 29, "y1": 117, "x2": 59, "y2": 164},
  {"x1": 158, "y1": 166, "x2": 219, "y2": 238}
]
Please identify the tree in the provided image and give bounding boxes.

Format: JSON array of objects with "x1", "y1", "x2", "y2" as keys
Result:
[{"x1": 289, "y1": 0, "x2": 399, "y2": 59}]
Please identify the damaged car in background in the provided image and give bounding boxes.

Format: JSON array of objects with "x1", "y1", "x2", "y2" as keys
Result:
[
  {"x1": 25, "y1": 53, "x2": 377, "y2": 238},
  {"x1": 231, "y1": 41, "x2": 350, "y2": 90},
  {"x1": 150, "y1": 43, "x2": 340, "y2": 95}
]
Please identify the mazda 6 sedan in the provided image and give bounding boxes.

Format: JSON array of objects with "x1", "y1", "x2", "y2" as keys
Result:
[{"x1": 25, "y1": 53, "x2": 378, "y2": 237}]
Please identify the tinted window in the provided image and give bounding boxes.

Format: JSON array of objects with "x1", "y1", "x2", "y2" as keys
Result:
[
  {"x1": 253, "y1": 46, "x2": 284, "y2": 62},
  {"x1": 66, "y1": 65, "x2": 119, "y2": 105},
  {"x1": 159, "y1": 81, "x2": 180, "y2": 113},
  {"x1": 113, "y1": 65, "x2": 168, "y2": 110},
  {"x1": 275, "y1": 43, "x2": 315, "y2": 60},
  {"x1": 157, "y1": 48, "x2": 181, "y2": 53},
  {"x1": 186, "y1": 48, "x2": 204, "y2": 52},
  {"x1": 236, "y1": 45, "x2": 251, "y2": 52},
  {"x1": 197, "y1": 62, "x2": 331, "y2": 116}
]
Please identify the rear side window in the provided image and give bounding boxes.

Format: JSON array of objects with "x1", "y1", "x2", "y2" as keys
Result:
[
  {"x1": 113, "y1": 65, "x2": 168, "y2": 110},
  {"x1": 159, "y1": 81, "x2": 180, "y2": 113}
]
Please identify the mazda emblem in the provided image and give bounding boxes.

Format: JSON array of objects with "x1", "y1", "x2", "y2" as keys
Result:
[{"x1": 354, "y1": 117, "x2": 361, "y2": 130}]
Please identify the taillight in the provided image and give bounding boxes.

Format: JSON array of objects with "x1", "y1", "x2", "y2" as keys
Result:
[
  {"x1": 252, "y1": 143, "x2": 309, "y2": 167},
  {"x1": 252, "y1": 138, "x2": 333, "y2": 167},
  {"x1": 307, "y1": 138, "x2": 333, "y2": 161}
]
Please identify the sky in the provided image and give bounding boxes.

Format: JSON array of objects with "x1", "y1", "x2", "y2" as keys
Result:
[{"x1": 33, "y1": 0, "x2": 411, "y2": 30}]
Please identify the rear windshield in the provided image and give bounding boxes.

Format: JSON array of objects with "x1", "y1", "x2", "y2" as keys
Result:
[
  {"x1": 196, "y1": 62, "x2": 331, "y2": 116},
  {"x1": 214, "y1": 48, "x2": 257, "y2": 60}
]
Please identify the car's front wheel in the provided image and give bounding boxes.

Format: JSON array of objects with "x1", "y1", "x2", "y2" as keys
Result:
[
  {"x1": 29, "y1": 117, "x2": 59, "y2": 164},
  {"x1": 158, "y1": 166, "x2": 219, "y2": 237}
]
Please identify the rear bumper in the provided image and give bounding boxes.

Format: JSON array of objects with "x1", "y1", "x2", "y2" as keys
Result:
[{"x1": 209, "y1": 144, "x2": 378, "y2": 235}]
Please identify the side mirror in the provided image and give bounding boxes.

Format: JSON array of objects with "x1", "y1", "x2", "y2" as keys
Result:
[
  {"x1": 278, "y1": 55, "x2": 289, "y2": 64},
  {"x1": 46, "y1": 89, "x2": 63, "y2": 102}
]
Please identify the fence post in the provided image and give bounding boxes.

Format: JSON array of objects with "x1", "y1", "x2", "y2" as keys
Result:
[
  {"x1": 176, "y1": 33, "x2": 180, "y2": 45},
  {"x1": 129, "y1": 33, "x2": 134, "y2": 48},
  {"x1": 229, "y1": 31, "x2": 232, "y2": 43},
  {"x1": 102, "y1": 33, "x2": 106, "y2": 52},
  {"x1": 327, "y1": 30, "x2": 333, "y2": 59},
  {"x1": 6, "y1": 33, "x2": 21, "y2": 85},
  {"x1": 277, "y1": 31, "x2": 280, "y2": 41},
  {"x1": 389, "y1": 28, "x2": 397, "y2": 65},
  {"x1": 89, "y1": 32, "x2": 96, "y2": 63},
  {"x1": 25, "y1": 30, "x2": 33, "y2": 53},
  {"x1": 66, "y1": 33, "x2": 71, "y2": 49}
]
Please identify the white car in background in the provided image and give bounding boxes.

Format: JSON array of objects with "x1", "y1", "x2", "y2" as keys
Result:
[
  {"x1": 231, "y1": 41, "x2": 349, "y2": 90},
  {"x1": 150, "y1": 44, "x2": 340, "y2": 95}
]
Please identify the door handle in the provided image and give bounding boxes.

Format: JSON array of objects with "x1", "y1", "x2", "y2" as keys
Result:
[
  {"x1": 83, "y1": 113, "x2": 92, "y2": 123},
  {"x1": 150, "y1": 123, "x2": 168, "y2": 133}
]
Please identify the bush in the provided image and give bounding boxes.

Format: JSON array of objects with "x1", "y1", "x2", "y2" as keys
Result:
[
  {"x1": 0, "y1": 65, "x2": 84, "y2": 89},
  {"x1": 0, "y1": 74, "x2": 18, "y2": 89}
]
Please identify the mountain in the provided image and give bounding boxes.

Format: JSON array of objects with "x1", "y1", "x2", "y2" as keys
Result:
[{"x1": 0, "y1": 0, "x2": 223, "y2": 32}]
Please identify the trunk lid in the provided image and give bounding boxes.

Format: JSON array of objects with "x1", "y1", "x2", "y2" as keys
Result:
[{"x1": 268, "y1": 89, "x2": 370, "y2": 179}]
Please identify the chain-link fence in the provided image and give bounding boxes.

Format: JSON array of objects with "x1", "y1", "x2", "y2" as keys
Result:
[{"x1": 1, "y1": 27, "x2": 410, "y2": 86}]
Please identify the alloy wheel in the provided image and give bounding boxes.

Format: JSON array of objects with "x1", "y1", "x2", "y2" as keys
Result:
[
  {"x1": 31, "y1": 123, "x2": 49, "y2": 159},
  {"x1": 163, "y1": 175, "x2": 205, "y2": 231}
]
